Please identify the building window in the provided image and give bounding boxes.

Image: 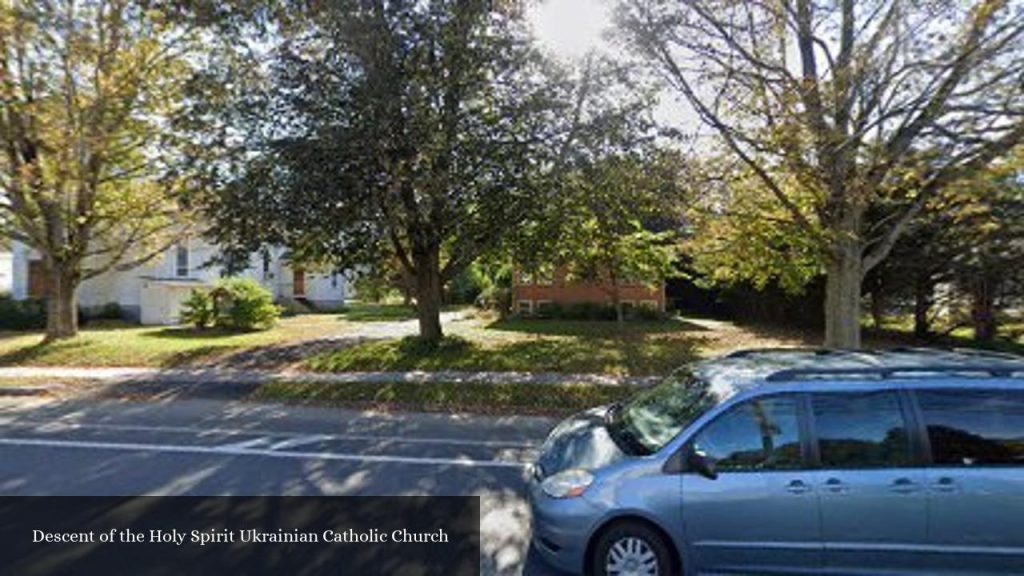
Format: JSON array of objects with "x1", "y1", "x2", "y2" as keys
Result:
[
  {"x1": 175, "y1": 244, "x2": 189, "y2": 278},
  {"x1": 262, "y1": 253, "x2": 271, "y2": 280},
  {"x1": 331, "y1": 273, "x2": 339, "y2": 288},
  {"x1": 517, "y1": 300, "x2": 533, "y2": 316},
  {"x1": 536, "y1": 300, "x2": 554, "y2": 316},
  {"x1": 620, "y1": 300, "x2": 636, "y2": 314},
  {"x1": 640, "y1": 300, "x2": 659, "y2": 310}
]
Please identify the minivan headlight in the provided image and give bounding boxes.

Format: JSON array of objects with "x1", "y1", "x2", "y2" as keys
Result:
[{"x1": 540, "y1": 469, "x2": 594, "y2": 499}]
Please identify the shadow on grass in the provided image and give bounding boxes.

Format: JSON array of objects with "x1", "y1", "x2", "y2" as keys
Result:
[
  {"x1": 485, "y1": 317, "x2": 710, "y2": 338},
  {"x1": 308, "y1": 332, "x2": 706, "y2": 376},
  {"x1": 162, "y1": 337, "x2": 368, "y2": 370},
  {"x1": 141, "y1": 327, "x2": 255, "y2": 340},
  {"x1": 0, "y1": 339, "x2": 62, "y2": 366},
  {"x1": 341, "y1": 304, "x2": 418, "y2": 322}
]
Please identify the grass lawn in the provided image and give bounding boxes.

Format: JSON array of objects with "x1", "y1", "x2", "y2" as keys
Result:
[
  {"x1": 306, "y1": 314, "x2": 827, "y2": 376},
  {"x1": 252, "y1": 380, "x2": 636, "y2": 416},
  {"x1": 0, "y1": 314, "x2": 358, "y2": 369}
]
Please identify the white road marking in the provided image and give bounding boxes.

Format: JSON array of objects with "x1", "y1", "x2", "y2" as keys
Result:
[
  {"x1": 217, "y1": 437, "x2": 272, "y2": 450},
  {"x1": 0, "y1": 420, "x2": 540, "y2": 449},
  {"x1": 268, "y1": 435, "x2": 332, "y2": 451},
  {"x1": 0, "y1": 437, "x2": 530, "y2": 469}
]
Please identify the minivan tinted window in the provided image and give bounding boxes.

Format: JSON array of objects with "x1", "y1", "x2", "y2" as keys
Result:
[
  {"x1": 917, "y1": 389, "x2": 1024, "y2": 466},
  {"x1": 692, "y1": 396, "x2": 803, "y2": 471},
  {"x1": 812, "y1": 391, "x2": 911, "y2": 468}
]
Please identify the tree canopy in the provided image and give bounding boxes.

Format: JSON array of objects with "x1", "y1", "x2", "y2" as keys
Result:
[{"x1": 617, "y1": 0, "x2": 1024, "y2": 347}]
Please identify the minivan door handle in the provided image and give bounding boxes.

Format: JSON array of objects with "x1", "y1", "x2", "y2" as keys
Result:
[
  {"x1": 888, "y1": 477, "x2": 921, "y2": 494},
  {"x1": 824, "y1": 477, "x2": 847, "y2": 493},
  {"x1": 931, "y1": 477, "x2": 957, "y2": 493},
  {"x1": 785, "y1": 480, "x2": 812, "y2": 494}
]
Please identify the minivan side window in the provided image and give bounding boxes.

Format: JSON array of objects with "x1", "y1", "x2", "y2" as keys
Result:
[
  {"x1": 691, "y1": 396, "x2": 803, "y2": 472},
  {"x1": 917, "y1": 389, "x2": 1024, "y2": 467},
  {"x1": 812, "y1": 391, "x2": 911, "y2": 468}
]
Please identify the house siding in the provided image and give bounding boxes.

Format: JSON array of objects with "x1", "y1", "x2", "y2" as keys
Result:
[{"x1": 9, "y1": 240, "x2": 351, "y2": 325}]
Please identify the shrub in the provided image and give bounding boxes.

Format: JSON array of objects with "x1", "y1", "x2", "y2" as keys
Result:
[
  {"x1": 211, "y1": 278, "x2": 282, "y2": 331},
  {"x1": 0, "y1": 296, "x2": 46, "y2": 330},
  {"x1": 180, "y1": 289, "x2": 217, "y2": 329},
  {"x1": 180, "y1": 279, "x2": 281, "y2": 331}
]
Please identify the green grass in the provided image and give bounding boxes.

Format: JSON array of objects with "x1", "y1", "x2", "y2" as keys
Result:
[
  {"x1": 305, "y1": 314, "x2": 811, "y2": 376},
  {"x1": 252, "y1": 379, "x2": 637, "y2": 416},
  {"x1": 0, "y1": 315, "x2": 354, "y2": 369}
]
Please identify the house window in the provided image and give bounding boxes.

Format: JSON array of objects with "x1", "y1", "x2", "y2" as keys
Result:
[
  {"x1": 262, "y1": 253, "x2": 271, "y2": 280},
  {"x1": 620, "y1": 300, "x2": 636, "y2": 315},
  {"x1": 517, "y1": 300, "x2": 533, "y2": 316},
  {"x1": 536, "y1": 300, "x2": 554, "y2": 316},
  {"x1": 640, "y1": 300, "x2": 659, "y2": 310},
  {"x1": 175, "y1": 244, "x2": 189, "y2": 278},
  {"x1": 331, "y1": 273, "x2": 339, "y2": 288}
]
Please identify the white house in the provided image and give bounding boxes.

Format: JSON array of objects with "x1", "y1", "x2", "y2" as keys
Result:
[
  {"x1": 9, "y1": 239, "x2": 351, "y2": 325},
  {"x1": 0, "y1": 251, "x2": 12, "y2": 294}
]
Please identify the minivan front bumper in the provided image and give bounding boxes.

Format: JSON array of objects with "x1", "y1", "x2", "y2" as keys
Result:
[{"x1": 528, "y1": 474, "x2": 605, "y2": 574}]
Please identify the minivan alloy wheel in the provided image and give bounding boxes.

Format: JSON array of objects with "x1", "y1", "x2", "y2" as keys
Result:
[{"x1": 606, "y1": 536, "x2": 659, "y2": 576}]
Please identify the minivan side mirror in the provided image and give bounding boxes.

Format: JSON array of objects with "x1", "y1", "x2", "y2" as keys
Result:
[{"x1": 686, "y1": 448, "x2": 718, "y2": 480}]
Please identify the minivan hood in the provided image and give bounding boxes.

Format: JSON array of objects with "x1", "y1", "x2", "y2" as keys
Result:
[{"x1": 535, "y1": 406, "x2": 628, "y2": 478}]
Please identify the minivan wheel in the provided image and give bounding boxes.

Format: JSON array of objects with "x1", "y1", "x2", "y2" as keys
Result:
[{"x1": 591, "y1": 520, "x2": 676, "y2": 576}]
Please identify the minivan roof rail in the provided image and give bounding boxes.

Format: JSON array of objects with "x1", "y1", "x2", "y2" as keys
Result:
[
  {"x1": 889, "y1": 346, "x2": 1024, "y2": 361},
  {"x1": 727, "y1": 347, "x2": 839, "y2": 358},
  {"x1": 765, "y1": 364, "x2": 1024, "y2": 382}
]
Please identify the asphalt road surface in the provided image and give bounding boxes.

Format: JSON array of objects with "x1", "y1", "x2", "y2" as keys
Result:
[{"x1": 0, "y1": 395, "x2": 567, "y2": 576}]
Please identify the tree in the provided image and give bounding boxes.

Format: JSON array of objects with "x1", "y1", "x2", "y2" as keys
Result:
[
  {"x1": 617, "y1": 0, "x2": 1024, "y2": 347},
  {"x1": 524, "y1": 152, "x2": 682, "y2": 321},
  {"x1": 0, "y1": 0, "x2": 204, "y2": 339},
  {"x1": 191, "y1": 0, "x2": 568, "y2": 342}
]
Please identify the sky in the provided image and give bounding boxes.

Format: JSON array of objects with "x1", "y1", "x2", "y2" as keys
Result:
[
  {"x1": 527, "y1": 0, "x2": 699, "y2": 138},
  {"x1": 528, "y1": 0, "x2": 614, "y2": 61}
]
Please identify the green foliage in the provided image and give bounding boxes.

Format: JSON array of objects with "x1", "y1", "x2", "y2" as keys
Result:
[
  {"x1": 685, "y1": 167, "x2": 824, "y2": 294},
  {"x1": 517, "y1": 151, "x2": 683, "y2": 302},
  {"x1": 189, "y1": 0, "x2": 569, "y2": 340},
  {"x1": 211, "y1": 278, "x2": 282, "y2": 332},
  {"x1": 180, "y1": 290, "x2": 218, "y2": 329},
  {"x1": 181, "y1": 279, "x2": 281, "y2": 331},
  {"x1": 1, "y1": 1, "x2": 210, "y2": 339},
  {"x1": 0, "y1": 297, "x2": 46, "y2": 331}
]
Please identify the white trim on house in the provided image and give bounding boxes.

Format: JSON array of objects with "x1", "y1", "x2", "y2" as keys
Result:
[
  {"x1": 9, "y1": 240, "x2": 351, "y2": 325},
  {"x1": 0, "y1": 251, "x2": 11, "y2": 295}
]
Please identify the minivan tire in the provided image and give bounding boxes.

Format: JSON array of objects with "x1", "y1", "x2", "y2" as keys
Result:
[{"x1": 590, "y1": 520, "x2": 677, "y2": 576}]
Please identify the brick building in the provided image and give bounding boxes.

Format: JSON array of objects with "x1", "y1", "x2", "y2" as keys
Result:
[{"x1": 512, "y1": 267, "x2": 665, "y2": 316}]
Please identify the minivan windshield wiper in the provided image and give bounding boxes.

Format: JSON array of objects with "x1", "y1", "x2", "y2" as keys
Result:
[{"x1": 605, "y1": 408, "x2": 652, "y2": 456}]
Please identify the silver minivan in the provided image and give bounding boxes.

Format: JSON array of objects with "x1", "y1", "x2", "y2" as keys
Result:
[{"x1": 529, "y1": 348, "x2": 1024, "y2": 575}]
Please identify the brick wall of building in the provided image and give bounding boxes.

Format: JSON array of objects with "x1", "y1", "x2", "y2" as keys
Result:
[{"x1": 512, "y1": 268, "x2": 665, "y2": 315}]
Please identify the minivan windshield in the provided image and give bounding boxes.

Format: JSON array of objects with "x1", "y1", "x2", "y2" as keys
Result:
[{"x1": 613, "y1": 369, "x2": 720, "y2": 453}]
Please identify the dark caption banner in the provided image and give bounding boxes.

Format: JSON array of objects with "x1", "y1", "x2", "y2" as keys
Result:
[{"x1": 0, "y1": 496, "x2": 480, "y2": 576}]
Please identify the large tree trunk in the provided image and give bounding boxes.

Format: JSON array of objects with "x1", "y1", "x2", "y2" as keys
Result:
[
  {"x1": 970, "y1": 274, "x2": 998, "y2": 342},
  {"x1": 413, "y1": 243, "x2": 444, "y2": 342},
  {"x1": 913, "y1": 278, "x2": 934, "y2": 339},
  {"x1": 45, "y1": 263, "x2": 80, "y2": 341},
  {"x1": 824, "y1": 241, "x2": 863, "y2": 349}
]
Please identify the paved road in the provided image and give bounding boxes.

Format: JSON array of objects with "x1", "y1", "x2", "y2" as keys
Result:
[{"x1": 0, "y1": 396, "x2": 567, "y2": 576}]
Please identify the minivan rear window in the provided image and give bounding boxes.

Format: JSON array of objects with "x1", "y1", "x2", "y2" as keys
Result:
[{"x1": 917, "y1": 389, "x2": 1024, "y2": 466}]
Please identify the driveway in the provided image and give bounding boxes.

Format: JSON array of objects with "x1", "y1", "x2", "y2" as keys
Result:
[{"x1": 0, "y1": 395, "x2": 566, "y2": 576}]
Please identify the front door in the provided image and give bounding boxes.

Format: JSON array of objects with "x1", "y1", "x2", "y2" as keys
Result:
[
  {"x1": 682, "y1": 394, "x2": 822, "y2": 573},
  {"x1": 809, "y1": 390, "x2": 929, "y2": 574},
  {"x1": 293, "y1": 268, "x2": 305, "y2": 297}
]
